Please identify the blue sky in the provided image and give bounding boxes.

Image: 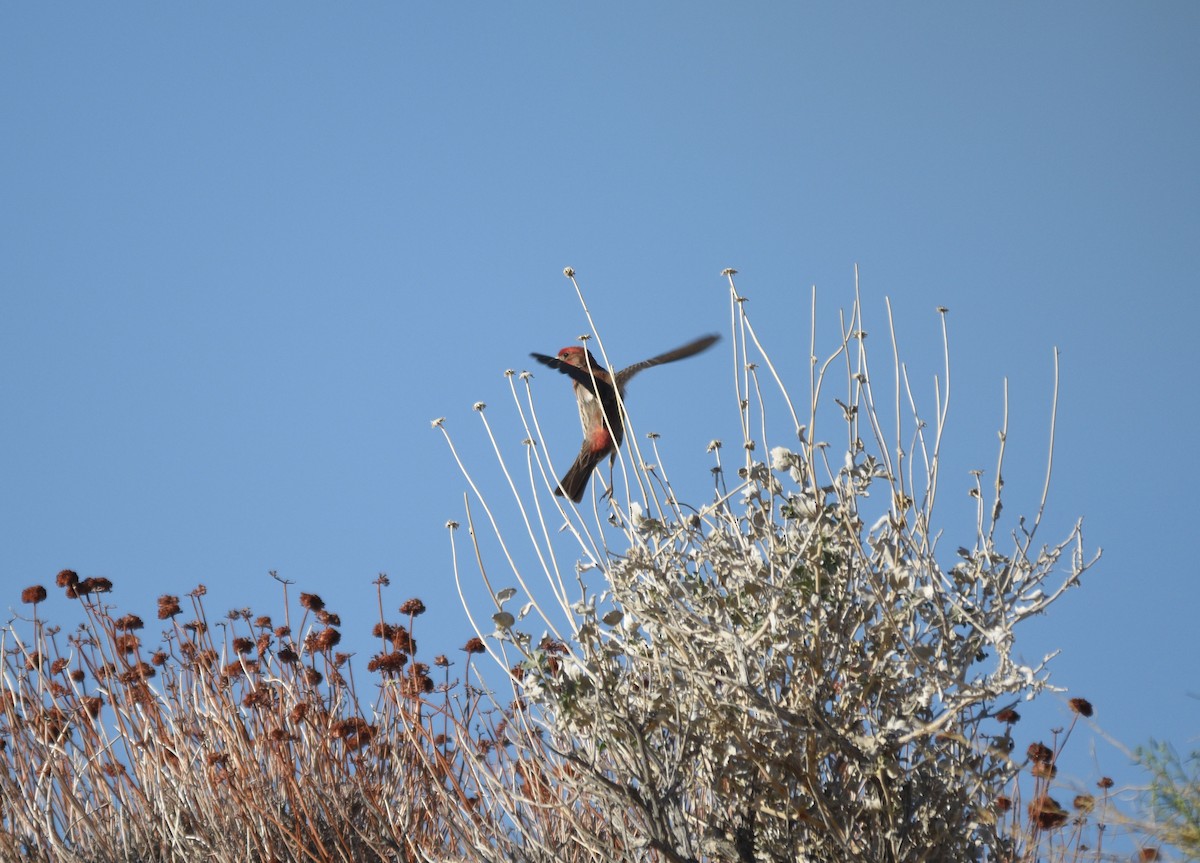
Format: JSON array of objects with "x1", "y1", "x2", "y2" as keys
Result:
[{"x1": 3, "y1": 3, "x2": 1197, "y2": 818}]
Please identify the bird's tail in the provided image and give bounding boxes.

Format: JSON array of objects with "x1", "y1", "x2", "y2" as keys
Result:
[{"x1": 555, "y1": 451, "x2": 608, "y2": 503}]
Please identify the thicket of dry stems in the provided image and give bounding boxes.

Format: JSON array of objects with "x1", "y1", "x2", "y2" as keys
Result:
[{"x1": 1, "y1": 271, "x2": 1163, "y2": 862}]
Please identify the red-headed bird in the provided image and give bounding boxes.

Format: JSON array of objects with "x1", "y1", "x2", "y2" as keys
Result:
[{"x1": 531, "y1": 333, "x2": 719, "y2": 502}]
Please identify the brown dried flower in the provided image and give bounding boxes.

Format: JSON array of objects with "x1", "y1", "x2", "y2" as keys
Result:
[
  {"x1": 400, "y1": 598, "x2": 426, "y2": 616},
  {"x1": 1068, "y1": 697, "x2": 1094, "y2": 718},
  {"x1": 157, "y1": 595, "x2": 182, "y2": 619},
  {"x1": 1028, "y1": 795, "x2": 1069, "y2": 830},
  {"x1": 1027, "y1": 742, "x2": 1054, "y2": 764},
  {"x1": 114, "y1": 614, "x2": 144, "y2": 631},
  {"x1": 22, "y1": 585, "x2": 47, "y2": 604}
]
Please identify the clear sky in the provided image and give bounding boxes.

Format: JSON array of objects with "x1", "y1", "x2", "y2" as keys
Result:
[{"x1": 3, "y1": 3, "x2": 1197, "y2": 819}]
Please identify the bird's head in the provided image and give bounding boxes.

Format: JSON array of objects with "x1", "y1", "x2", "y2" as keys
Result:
[{"x1": 556, "y1": 346, "x2": 602, "y2": 370}]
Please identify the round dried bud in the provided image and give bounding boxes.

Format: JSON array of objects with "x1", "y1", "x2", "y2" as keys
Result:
[
  {"x1": 400, "y1": 598, "x2": 426, "y2": 616},
  {"x1": 1068, "y1": 697, "x2": 1094, "y2": 718},
  {"x1": 22, "y1": 585, "x2": 47, "y2": 604}
]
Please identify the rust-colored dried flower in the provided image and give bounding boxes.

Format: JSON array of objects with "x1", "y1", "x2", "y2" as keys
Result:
[
  {"x1": 290, "y1": 702, "x2": 309, "y2": 723},
  {"x1": 22, "y1": 585, "x2": 47, "y2": 604},
  {"x1": 539, "y1": 637, "x2": 567, "y2": 654},
  {"x1": 994, "y1": 796, "x2": 1012, "y2": 812},
  {"x1": 232, "y1": 637, "x2": 253, "y2": 655},
  {"x1": 316, "y1": 609, "x2": 341, "y2": 627},
  {"x1": 274, "y1": 625, "x2": 291, "y2": 638},
  {"x1": 331, "y1": 717, "x2": 375, "y2": 750},
  {"x1": 1073, "y1": 794, "x2": 1095, "y2": 813},
  {"x1": 373, "y1": 622, "x2": 397, "y2": 640},
  {"x1": 400, "y1": 598, "x2": 426, "y2": 616},
  {"x1": 70, "y1": 668, "x2": 85, "y2": 682},
  {"x1": 56, "y1": 569, "x2": 79, "y2": 587},
  {"x1": 434, "y1": 654, "x2": 449, "y2": 667},
  {"x1": 995, "y1": 708, "x2": 1020, "y2": 724},
  {"x1": 207, "y1": 752, "x2": 230, "y2": 769},
  {"x1": 222, "y1": 660, "x2": 258, "y2": 678},
  {"x1": 25, "y1": 652, "x2": 44, "y2": 670},
  {"x1": 256, "y1": 633, "x2": 272, "y2": 655},
  {"x1": 1031, "y1": 760, "x2": 1058, "y2": 780},
  {"x1": 114, "y1": 634, "x2": 140, "y2": 654},
  {"x1": 299, "y1": 592, "x2": 324, "y2": 612},
  {"x1": 254, "y1": 615, "x2": 272, "y2": 628},
  {"x1": 463, "y1": 637, "x2": 486, "y2": 655},
  {"x1": 242, "y1": 687, "x2": 273, "y2": 709},
  {"x1": 402, "y1": 671, "x2": 434, "y2": 697},
  {"x1": 150, "y1": 650, "x2": 168, "y2": 667},
  {"x1": 277, "y1": 647, "x2": 299, "y2": 665},
  {"x1": 306, "y1": 627, "x2": 341, "y2": 652},
  {"x1": 183, "y1": 620, "x2": 207, "y2": 635},
  {"x1": 368, "y1": 652, "x2": 409, "y2": 676},
  {"x1": 74, "y1": 577, "x2": 112, "y2": 595},
  {"x1": 81, "y1": 695, "x2": 103, "y2": 719},
  {"x1": 50, "y1": 658, "x2": 70, "y2": 675},
  {"x1": 1028, "y1": 795, "x2": 1069, "y2": 830},
  {"x1": 114, "y1": 614, "x2": 144, "y2": 631},
  {"x1": 304, "y1": 667, "x2": 323, "y2": 686},
  {"x1": 120, "y1": 663, "x2": 156, "y2": 683},
  {"x1": 1027, "y1": 742, "x2": 1054, "y2": 764},
  {"x1": 157, "y1": 595, "x2": 182, "y2": 619},
  {"x1": 1068, "y1": 697, "x2": 1094, "y2": 718},
  {"x1": 1097, "y1": 776, "x2": 1114, "y2": 789},
  {"x1": 392, "y1": 627, "x2": 415, "y2": 654}
]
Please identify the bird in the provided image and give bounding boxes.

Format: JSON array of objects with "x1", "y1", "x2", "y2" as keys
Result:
[{"x1": 531, "y1": 333, "x2": 720, "y2": 502}]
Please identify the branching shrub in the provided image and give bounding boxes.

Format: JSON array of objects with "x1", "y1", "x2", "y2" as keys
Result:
[{"x1": 437, "y1": 269, "x2": 1102, "y2": 863}]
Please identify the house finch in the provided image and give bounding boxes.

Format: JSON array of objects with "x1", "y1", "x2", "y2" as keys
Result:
[{"x1": 531, "y1": 333, "x2": 720, "y2": 502}]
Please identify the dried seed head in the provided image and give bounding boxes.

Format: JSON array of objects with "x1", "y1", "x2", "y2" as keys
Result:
[
  {"x1": 22, "y1": 585, "x2": 47, "y2": 605},
  {"x1": 400, "y1": 598, "x2": 426, "y2": 616},
  {"x1": 1027, "y1": 742, "x2": 1054, "y2": 764},
  {"x1": 157, "y1": 595, "x2": 182, "y2": 619},
  {"x1": 1068, "y1": 697, "x2": 1094, "y2": 718},
  {"x1": 1028, "y1": 795, "x2": 1069, "y2": 830}
]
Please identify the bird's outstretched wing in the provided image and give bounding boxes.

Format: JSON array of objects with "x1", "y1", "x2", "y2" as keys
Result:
[
  {"x1": 615, "y1": 333, "x2": 720, "y2": 387},
  {"x1": 530, "y1": 352, "x2": 617, "y2": 393}
]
